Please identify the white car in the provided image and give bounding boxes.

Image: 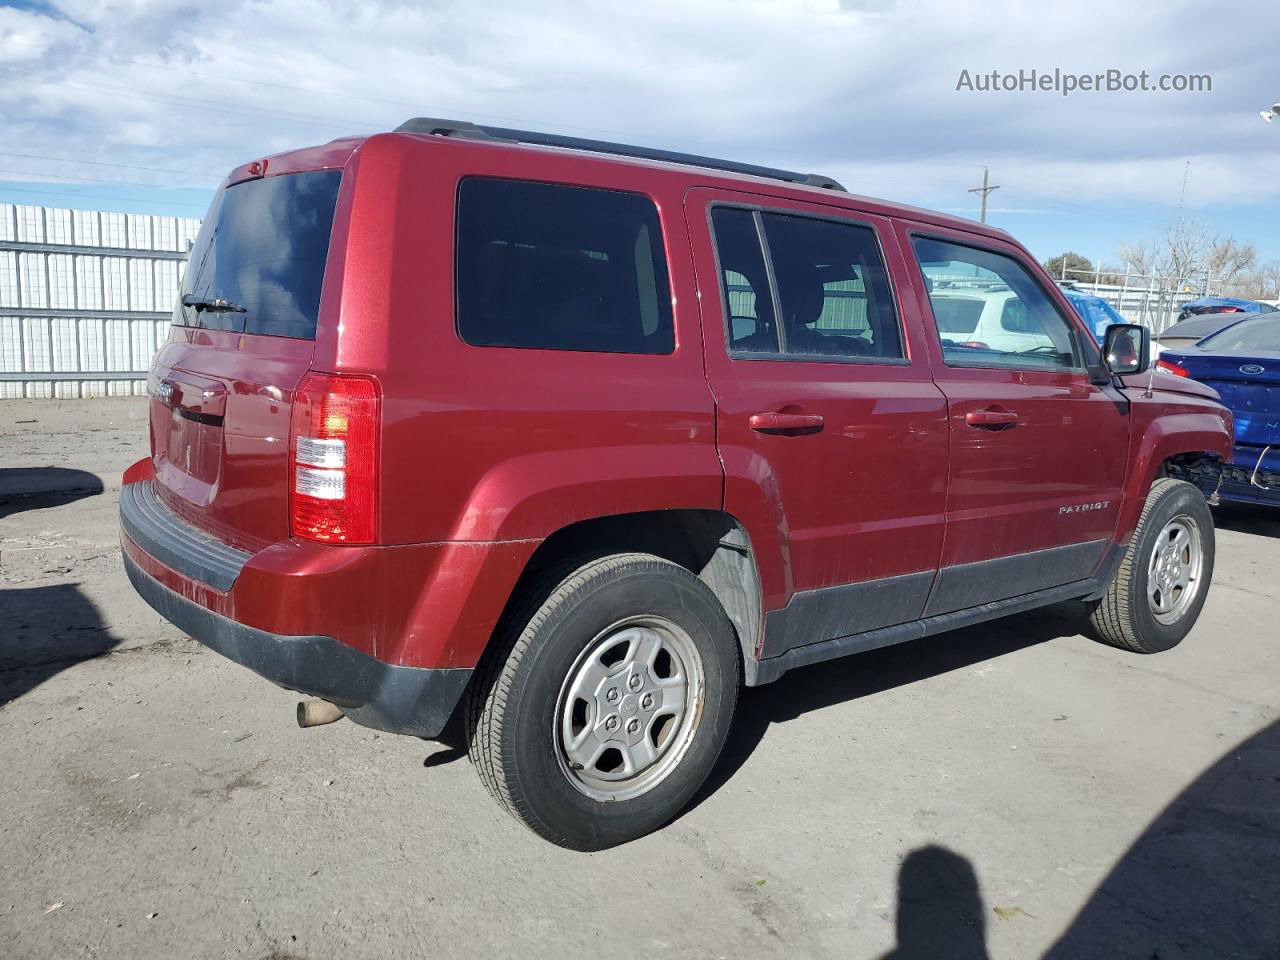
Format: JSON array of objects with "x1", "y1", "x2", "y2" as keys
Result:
[{"x1": 927, "y1": 285, "x2": 1058, "y2": 354}]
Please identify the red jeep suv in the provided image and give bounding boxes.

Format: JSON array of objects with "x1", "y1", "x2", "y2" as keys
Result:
[{"x1": 121, "y1": 118, "x2": 1232, "y2": 850}]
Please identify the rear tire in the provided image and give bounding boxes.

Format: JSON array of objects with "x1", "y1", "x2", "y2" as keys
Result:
[
  {"x1": 466, "y1": 553, "x2": 740, "y2": 850},
  {"x1": 1088, "y1": 478, "x2": 1215, "y2": 653}
]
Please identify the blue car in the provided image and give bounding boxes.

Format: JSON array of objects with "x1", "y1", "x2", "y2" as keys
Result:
[
  {"x1": 1158, "y1": 311, "x2": 1280, "y2": 507},
  {"x1": 1176, "y1": 296, "x2": 1269, "y2": 322},
  {"x1": 1061, "y1": 287, "x2": 1128, "y2": 344}
]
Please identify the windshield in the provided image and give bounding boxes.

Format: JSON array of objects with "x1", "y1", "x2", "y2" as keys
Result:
[
  {"x1": 176, "y1": 170, "x2": 341, "y2": 339},
  {"x1": 1069, "y1": 295, "x2": 1126, "y2": 337},
  {"x1": 1198, "y1": 313, "x2": 1280, "y2": 352}
]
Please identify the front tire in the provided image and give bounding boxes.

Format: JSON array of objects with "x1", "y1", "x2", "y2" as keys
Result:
[
  {"x1": 466, "y1": 553, "x2": 740, "y2": 850},
  {"x1": 1088, "y1": 478, "x2": 1215, "y2": 653}
]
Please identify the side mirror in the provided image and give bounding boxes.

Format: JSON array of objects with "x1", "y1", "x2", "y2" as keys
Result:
[{"x1": 1102, "y1": 323, "x2": 1150, "y2": 376}]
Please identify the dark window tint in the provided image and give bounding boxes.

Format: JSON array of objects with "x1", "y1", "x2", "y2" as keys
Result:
[
  {"x1": 912, "y1": 236, "x2": 1082, "y2": 372},
  {"x1": 711, "y1": 207, "x2": 779, "y2": 353},
  {"x1": 761, "y1": 214, "x2": 903, "y2": 360},
  {"x1": 455, "y1": 178, "x2": 673, "y2": 354},
  {"x1": 176, "y1": 170, "x2": 341, "y2": 339}
]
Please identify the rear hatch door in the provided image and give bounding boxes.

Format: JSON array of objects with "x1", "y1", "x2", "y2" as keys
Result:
[{"x1": 149, "y1": 168, "x2": 343, "y2": 553}]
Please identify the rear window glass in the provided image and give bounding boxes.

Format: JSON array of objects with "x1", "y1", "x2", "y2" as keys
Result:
[
  {"x1": 929, "y1": 296, "x2": 984, "y2": 335},
  {"x1": 176, "y1": 170, "x2": 341, "y2": 339},
  {"x1": 455, "y1": 178, "x2": 674, "y2": 355},
  {"x1": 1199, "y1": 313, "x2": 1280, "y2": 351}
]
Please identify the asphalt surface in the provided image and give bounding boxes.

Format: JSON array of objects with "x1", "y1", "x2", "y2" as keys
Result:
[{"x1": 2, "y1": 398, "x2": 1278, "y2": 960}]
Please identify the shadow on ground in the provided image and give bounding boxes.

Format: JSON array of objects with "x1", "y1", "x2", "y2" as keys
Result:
[
  {"x1": 877, "y1": 845, "x2": 991, "y2": 960},
  {"x1": 688, "y1": 603, "x2": 1085, "y2": 811},
  {"x1": 1, "y1": 468, "x2": 114, "y2": 705},
  {"x1": 0, "y1": 583, "x2": 121, "y2": 706},
  {"x1": 870, "y1": 718, "x2": 1280, "y2": 960},
  {"x1": 0, "y1": 466, "x2": 103, "y2": 519},
  {"x1": 1043, "y1": 717, "x2": 1280, "y2": 959},
  {"x1": 1213, "y1": 502, "x2": 1280, "y2": 540}
]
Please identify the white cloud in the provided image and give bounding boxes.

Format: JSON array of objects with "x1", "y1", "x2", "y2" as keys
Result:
[{"x1": 1, "y1": 0, "x2": 1276, "y2": 218}]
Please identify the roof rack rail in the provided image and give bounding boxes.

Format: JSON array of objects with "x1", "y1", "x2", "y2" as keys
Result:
[{"x1": 393, "y1": 117, "x2": 846, "y2": 192}]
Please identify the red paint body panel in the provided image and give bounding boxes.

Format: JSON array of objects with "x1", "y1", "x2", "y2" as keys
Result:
[
  {"x1": 1113, "y1": 396, "x2": 1232, "y2": 547},
  {"x1": 890, "y1": 220, "x2": 1130, "y2": 567},
  {"x1": 125, "y1": 128, "x2": 1233, "y2": 680},
  {"x1": 328, "y1": 135, "x2": 722, "y2": 545},
  {"x1": 150, "y1": 329, "x2": 314, "y2": 553},
  {"x1": 121, "y1": 504, "x2": 535, "y2": 668},
  {"x1": 684, "y1": 187, "x2": 949, "y2": 615}
]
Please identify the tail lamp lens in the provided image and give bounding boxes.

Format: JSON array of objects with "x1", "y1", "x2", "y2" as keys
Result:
[
  {"x1": 1156, "y1": 359, "x2": 1190, "y2": 378},
  {"x1": 290, "y1": 373, "x2": 379, "y2": 543}
]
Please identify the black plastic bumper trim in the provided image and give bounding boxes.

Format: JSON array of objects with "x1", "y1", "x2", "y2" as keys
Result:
[
  {"x1": 122, "y1": 548, "x2": 471, "y2": 738},
  {"x1": 120, "y1": 480, "x2": 250, "y2": 592}
]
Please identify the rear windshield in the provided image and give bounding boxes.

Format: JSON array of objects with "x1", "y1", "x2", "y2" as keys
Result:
[
  {"x1": 175, "y1": 170, "x2": 341, "y2": 339},
  {"x1": 929, "y1": 296, "x2": 984, "y2": 335},
  {"x1": 1199, "y1": 313, "x2": 1280, "y2": 352}
]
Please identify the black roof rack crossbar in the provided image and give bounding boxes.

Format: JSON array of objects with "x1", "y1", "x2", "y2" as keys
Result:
[{"x1": 393, "y1": 117, "x2": 846, "y2": 191}]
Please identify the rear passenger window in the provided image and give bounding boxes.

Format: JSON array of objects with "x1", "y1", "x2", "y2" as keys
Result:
[
  {"x1": 762, "y1": 214, "x2": 903, "y2": 360},
  {"x1": 456, "y1": 178, "x2": 674, "y2": 355},
  {"x1": 709, "y1": 206, "x2": 904, "y2": 361},
  {"x1": 711, "y1": 207, "x2": 778, "y2": 353}
]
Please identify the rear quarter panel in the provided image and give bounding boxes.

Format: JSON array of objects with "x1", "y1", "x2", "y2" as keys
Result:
[{"x1": 331, "y1": 134, "x2": 722, "y2": 546}]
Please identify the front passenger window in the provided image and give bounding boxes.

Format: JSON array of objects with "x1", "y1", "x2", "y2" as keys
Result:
[{"x1": 912, "y1": 236, "x2": 1082, "y2": 372}]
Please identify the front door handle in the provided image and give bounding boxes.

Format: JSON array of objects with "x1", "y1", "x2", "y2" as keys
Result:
[
  {"x1": 964, "y1": 407, "x2": 1018, "y2": 430},
  {"x1": 749, "y1": 412, "x2": 824, "y2": 435}
]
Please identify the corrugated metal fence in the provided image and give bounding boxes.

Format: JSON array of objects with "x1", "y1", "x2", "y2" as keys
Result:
[{"x1": 0, "y1": 203, "x2": 201, "y2": 399}]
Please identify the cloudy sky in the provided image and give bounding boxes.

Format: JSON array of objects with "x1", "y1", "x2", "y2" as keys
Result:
[{"x1": 1, "y1": 0, "x2": 1277, "y2": 265}]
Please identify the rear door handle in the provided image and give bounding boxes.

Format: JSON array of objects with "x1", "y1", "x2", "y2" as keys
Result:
[
  {"x1": 964, "y1": 407, "x2": 1018, "y2": 429},
  {"x1": 749, "y1": 412, "x2": 824, "y2": 434}
]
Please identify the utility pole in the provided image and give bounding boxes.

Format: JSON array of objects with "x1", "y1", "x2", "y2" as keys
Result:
[{"x1": 968, "y1": 166, "x2": 999, "y2": 223}]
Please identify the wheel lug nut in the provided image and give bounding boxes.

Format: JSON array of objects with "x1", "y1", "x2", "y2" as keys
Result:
[
  {"x1": 605, "y1": 688, "x2": 620, "y2": 702},
  {"x1": 628, "y1": 675, "x2": 643, "y2": 690},
  {"x1": 604, "y1": 716, "x2": 619, "y2": 731},
  {"x1": 626, "y1": 718, "x2": 640, "y2": 734},
  {"x1": 641, "y1": 693, "x2": 654, "y2": 709}
]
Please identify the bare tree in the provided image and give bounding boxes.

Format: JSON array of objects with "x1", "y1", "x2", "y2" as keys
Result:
[
  {"x1": 1231, "y1": 261, "x2": 1280, "y2": 300},
  {"x1": 1115, "y1": 240, "x2": 1154, "y2": 277},
  {"x1": 1116, "y1": 220, "x2": 1256, "y2": 291},
  {"x1": 1161, "y1": 219, "x2": 1213, "y2": 281},
  {"x1": 1207, "y1": 237, "x2": 1257, "y2": 286}
]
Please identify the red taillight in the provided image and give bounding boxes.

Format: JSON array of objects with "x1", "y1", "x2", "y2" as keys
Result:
[
  {"x1": 1156, "y1": 359, "x2": 1190, "y2": 378},
  {"x1": 289, "y1": 372, "x2": 380, "y2": 544}
]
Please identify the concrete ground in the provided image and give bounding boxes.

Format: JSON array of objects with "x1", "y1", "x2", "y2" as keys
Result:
[{"x1": 1, "y1": 397, "x2": 1277, "y2": 960}]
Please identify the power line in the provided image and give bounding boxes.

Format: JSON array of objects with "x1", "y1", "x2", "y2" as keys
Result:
[
  {"x1": 0, "y1": 183, "x2": 208, "y2": 209},
  {"x1": 0, "y1": 166, "x2": 213, "y2": 190},
  {"x1": 0, "y1": 151, "x2": 221, "y2": 180}
]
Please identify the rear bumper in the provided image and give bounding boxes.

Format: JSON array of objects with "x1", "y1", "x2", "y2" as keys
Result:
[
  {"x1": 118, "y1": 463, "x2": 537, "y2": 673},
  {"x1": 122, "y1": 546, "x2": 471, "y2": 737}
]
